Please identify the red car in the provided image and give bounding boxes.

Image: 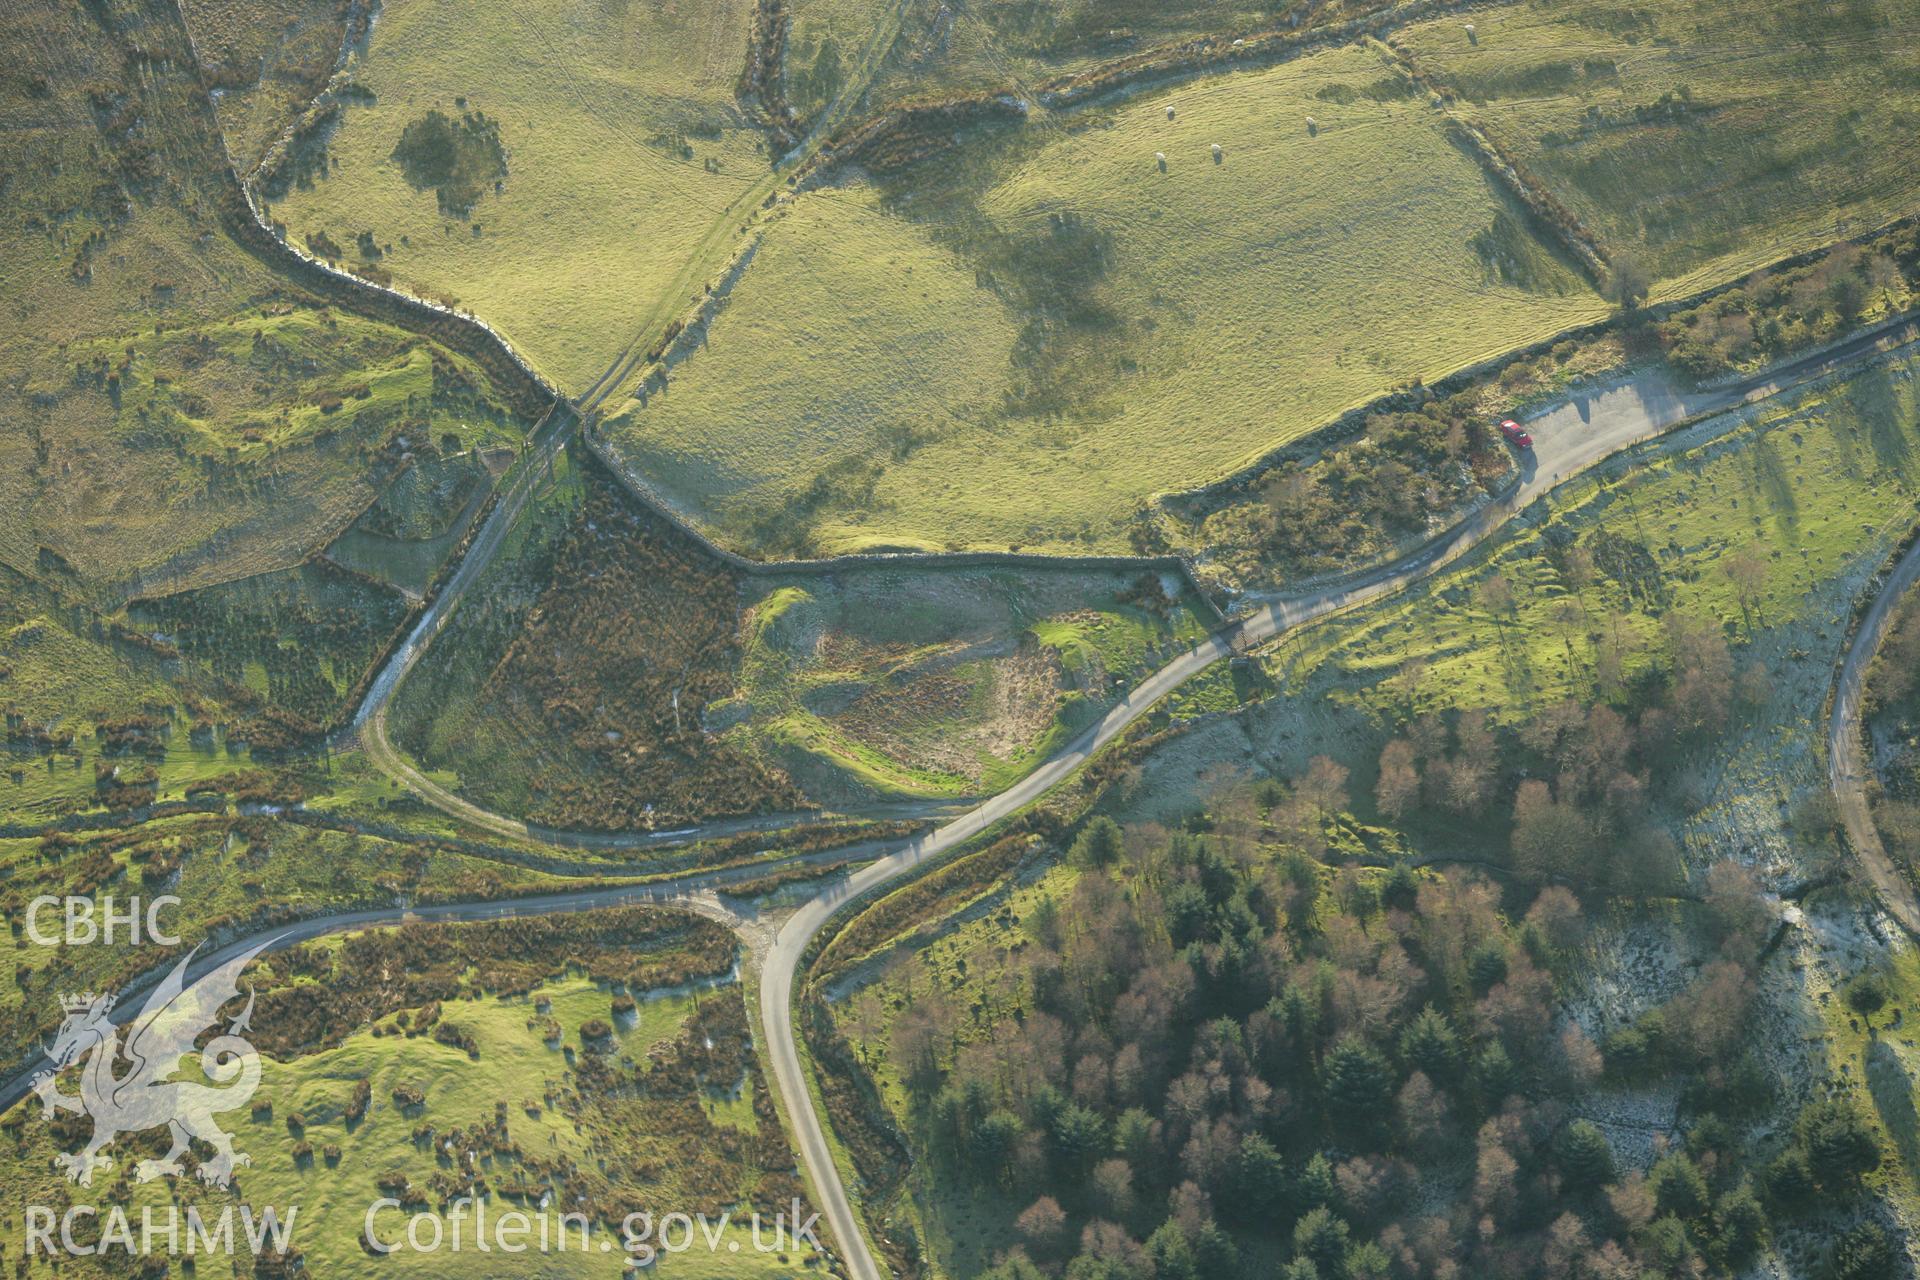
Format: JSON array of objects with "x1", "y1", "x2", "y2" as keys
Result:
[{"x1": 1499, "y1": 418, "x2": 1533, "y2": 450}]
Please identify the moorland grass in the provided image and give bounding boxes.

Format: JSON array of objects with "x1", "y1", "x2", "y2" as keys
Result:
[
  {"x1": 0, "y1": 0, "x2": 532, "y2": 602},
  {"x1": 0, "y1": 924, "x2": 800, "y2": 1280},
  {"x1": 181, "y1": 0, "x2": 355, "y2": 170},
  {"x1": 604, "y1": 41, "x2": 1606, "y2": 556},
  {"x1": 55, "y1": 306, "x2": 524, "y2": 598},
  {"x1": 267, "y1": 0, "x2": 774, "y2": 392},
  {"x1": 1394, "y1": 0, "x2": 1920, "y2": 296},
  {"x1": 782, "y1": 0, "x2": 884, "y2": 123},
  {"x1": 0, "y1": 563, "x2": 273, "y2": 825}
]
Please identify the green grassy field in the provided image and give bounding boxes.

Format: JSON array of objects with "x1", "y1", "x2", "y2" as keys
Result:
[
  {"x1": 221, "y1": 981, "x2": 793, "y2": 1279},
  {"x1": 1394, "y1": 0, "x2": 1920, "y2": 296},
  {"x1": 610, "y1": 184, "x2": 1020, "y2": 555},
  {"x1": 267, "y1": 0, "x2": 773, "y2": 393},
  {"x1": 605, "y1": 40, "x2": 1605, "y2": 556},
  {"x1": 1796, "y1": 919, "x2": 1920, "y2": 1228}
]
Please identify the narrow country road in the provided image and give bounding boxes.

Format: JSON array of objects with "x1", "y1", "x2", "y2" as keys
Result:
[
  {"x1": 147, "y1": 0, "x2": 1920, "y2": 1266},
  {"x1": 12, "y1": 317, "x2": 1914, "y2": 1276},
  {"x1": 323, "y1": 313, "x2": 1920, "y2": 1280},
  {"x1": 363, "y1": 699, "x2": 954, "y2": 852},
  {"x1": 1828, "y1": 533, "x2": 1920, "y2": 939},
  {"x1": 0, "y1": 842, "x2": 879, "y2": 1114},
  {"x1": 757, "y1": 318, "x2": 1920, "y2": 1280},
  {"x1": 350, "y1": 405, "x2": 574, "y2": 736}
]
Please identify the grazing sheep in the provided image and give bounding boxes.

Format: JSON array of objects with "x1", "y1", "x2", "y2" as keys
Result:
[
  {"x1": 1464, "y1": 22, "x2": 1477, "y2": 44},
  {"x1": 1305, "y1": 115, "x2": 1318, "y2": 135},
  {"x1": 1166, "y1": 105, "x2": 1176, "y2": 120},
  {"x1": 1156, "y1": 152, "x2": 1167, "y2": 172},
  {"x1": 1211, "y1": 142, "x2": 1223, "y2": 163}
]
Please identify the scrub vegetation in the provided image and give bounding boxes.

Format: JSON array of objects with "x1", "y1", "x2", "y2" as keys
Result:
[
  {"x1": 6, "y1": 2, "x2": 1920, "y2": 1279},
  {"x1": 1863, "y1": 588, "x2": 1920, "y2": 892},
  {"x1": 179, "y1": 0, "x2": 363, "y2": 171},
  {"x1": 846, "y1": 0, "x2": 1406, "y2": 120},
  {"x1": 0, "y1": 813, "x2": 599, "y2": 1065},
  {"x1": 390, "y1": 451, "x2": 1215, "y2": 824},
  {"x1": 5, "y1": 908, "x2": 808, "y2": 1279},
  {"x1": 802, "y1": 337, "x2": 1920, "y2": 1280},
  {"x1": 389, "y1": 451, "x2": 801, "y2": 833}
]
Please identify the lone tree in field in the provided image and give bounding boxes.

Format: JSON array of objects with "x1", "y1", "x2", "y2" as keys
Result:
[
  {"x1": 1845, "y1": 971, "x2": 1889, "y2": 1028},
  {"x1": 1070, "y1": 815, "x2": 1123, "y2": 868},
  {"x1": 1607, "y1": 256, "x2": 1651, "y2": 312}
]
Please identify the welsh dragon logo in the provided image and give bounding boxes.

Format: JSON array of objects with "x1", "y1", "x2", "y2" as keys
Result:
[{"x1": 32, "y1": 939, "x2": 277, "y2": 1188}]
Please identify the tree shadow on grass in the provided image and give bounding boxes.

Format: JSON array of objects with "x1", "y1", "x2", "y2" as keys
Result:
[
  {"x1": 1866, "y1": 1036, "x2": 1920, "y2": 1176},
  {"x1": 1846, "y1": 364, "x2": 1915, "y2": 487}
]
